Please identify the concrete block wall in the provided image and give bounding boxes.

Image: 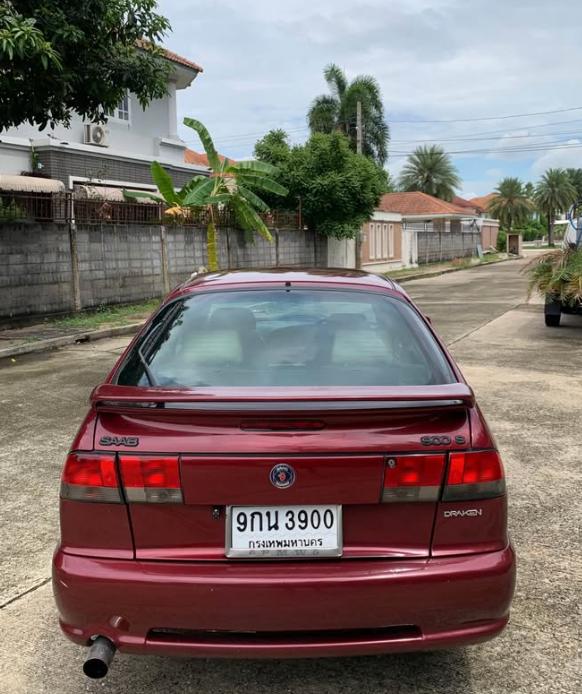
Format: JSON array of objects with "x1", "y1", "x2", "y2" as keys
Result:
[
  {"x1": 0, "y1": 222, "x2": 326, "y2": 320},
  {"x1": 76, "y1": 224, "x2": 164, "y2": 308},
  {"x1": 416, "y1": 231, "x2": 481, "y2": 264},
  {"x1": 0, "y1": 223, "x2": 73, "y2": 317}
]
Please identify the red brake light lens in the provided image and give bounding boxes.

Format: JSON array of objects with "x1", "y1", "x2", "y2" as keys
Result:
[
  {"x1": 444, "y1": 450, "x2": 505, "y2": 500},
  {"x1": 62, "y1": 452, "x2": 118, "y2": 487},
  {"x1": 447, "y1": 451, "x2": 503, "y2": 485},
  {"x1": 119, "y1": 456, "x2": 182, "y2": 503},
  {"x1": 382, "y1": 455, "x2": 445, "y2": 502},
  {"x1": 60, "y1": 453, "x2": 121, "y2": 503}
]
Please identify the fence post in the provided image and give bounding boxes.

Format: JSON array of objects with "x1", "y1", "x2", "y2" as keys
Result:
[
  {"x1": 225, "y1": 227, "x2": 232, "y2": 270},
  {"x1": 275, "y1": 229, "x2": 280, "y2": 267},
  {"x1": 67, "y1": 193, "x2": 82, "y2": 312},
  {"x1": 159, "y1": 224, "x2": 170, "y2": 294}
]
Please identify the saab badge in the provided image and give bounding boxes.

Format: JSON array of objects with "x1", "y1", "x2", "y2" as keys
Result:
[{"x1": 270, "y1": 463, "x2": 296, "y2": 489}]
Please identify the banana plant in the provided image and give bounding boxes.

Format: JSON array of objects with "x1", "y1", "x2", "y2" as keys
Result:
[{"x1": 125, "y1": 119, "x2": 288, "y2": 271}]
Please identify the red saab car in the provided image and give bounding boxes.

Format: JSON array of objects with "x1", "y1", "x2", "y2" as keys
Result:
[{"x1": 52, "y1": 270, "x2": 516, "y2": 679}]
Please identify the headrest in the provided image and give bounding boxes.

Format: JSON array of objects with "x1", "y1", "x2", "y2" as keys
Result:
[
  {"x1": 181, "y1": 329, "x2": 243, "y2": 365},
  {"x1": 331, "y1": 329, "x2": 388, "y2": 365}
]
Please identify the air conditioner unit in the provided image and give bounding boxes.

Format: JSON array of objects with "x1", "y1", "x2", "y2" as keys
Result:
[{"x1": 83, "y1": 124, "x2": 109, "y2": 147}]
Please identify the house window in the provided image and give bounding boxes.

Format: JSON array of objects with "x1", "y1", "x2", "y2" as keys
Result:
[{"x1": 109, "y1": 92, "x2": 131, "y2": 122}]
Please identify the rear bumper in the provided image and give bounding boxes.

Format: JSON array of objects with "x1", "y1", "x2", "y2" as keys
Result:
[{"x1": 53, "y1": 545, "x2": 515, "y2": 658}]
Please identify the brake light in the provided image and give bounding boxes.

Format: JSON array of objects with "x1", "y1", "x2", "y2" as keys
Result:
[
  {"x1": 60, "y1": 453, "x2": 121, "y2": 503},
  {"x1": 382, "y1": 454, "x2": 445, "y2": 502},
  {"x1": 119, "y1": 455, "x2": 183, "y2": 503},
  {"x1": 444, "y1": 450, "x2": 505, "y2": 501}
]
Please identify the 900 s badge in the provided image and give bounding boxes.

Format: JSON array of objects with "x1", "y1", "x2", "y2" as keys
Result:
[
  {"x1": 421, "y1": 435, "x2": 451, "y2": 446},
  {"x1": 99, "y1": 436, "x2": 139, "y2": 447}
]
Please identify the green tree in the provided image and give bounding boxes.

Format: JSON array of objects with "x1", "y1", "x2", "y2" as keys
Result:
[
  {"x1": 307, "y1": 64, "x2": 389, "y2": 166},
  {"x1": 487, "y1": 178, "x2": 533, "y2": 234},
  {"x1": 565, "y1": 168, "x2": 582, "y2": 201},
  {"x1": 398, "y1": 145, "x2": 461, "y2": 201},
  {"x1": 0, "y1": 1, "x2": 171, "y2": 129},
  {"x1": 126, "y1": 119, "x2": 287, "y2": 272},
  {"x1": 524, "y1": 182, "x2": 536, "y2": 200},
  {"x1": 535, "y1": 169, "x2": 577, "y2": 246},
  {"x1": 255, "y1": 129, "x2": 388, "y2": 239}
]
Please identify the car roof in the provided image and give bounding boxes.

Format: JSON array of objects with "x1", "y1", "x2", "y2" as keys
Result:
[{"x1": 170, "y1": 268, "x2": 400, "y2": 300}]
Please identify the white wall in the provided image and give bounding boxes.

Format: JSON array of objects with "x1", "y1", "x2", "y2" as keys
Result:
[
  {"x1": 327, "y1": 237, "x2": 356, "y2": 268},
  {"x1": 0, "y1": 144, "x2": 29, "y2": 175},
  {"x1": 0, "y1": 86, "x2": 187, "y2": 167},
  {"x1": 401, "y1": 228, "x2": 418, "y2": 267}
]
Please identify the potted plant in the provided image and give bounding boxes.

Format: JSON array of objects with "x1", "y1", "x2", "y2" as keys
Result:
[{"x1": 525, "y1": 247, "x2": 582, "y2": 326}]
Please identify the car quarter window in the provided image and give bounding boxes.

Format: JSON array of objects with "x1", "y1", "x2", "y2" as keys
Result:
[{"x1": 116, "y1": 289, "x2": 455, "y2": 388}]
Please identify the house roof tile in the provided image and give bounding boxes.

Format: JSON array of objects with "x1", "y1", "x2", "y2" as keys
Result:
[
  {"x1": 161, "y1": 47, "x2": 203, "y2": 73},
  {"x1": 468, "y1": 193, "x2": 497, "y2": 212},
  {"x1": 376, "y1": 191, "x2": 471, "y2": 216},
  {"x1": 184, "y1": 148, "x2": 234, "y2": 167}
]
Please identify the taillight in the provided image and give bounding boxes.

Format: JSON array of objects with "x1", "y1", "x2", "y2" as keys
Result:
[
  {"x1": 443, "y1": 450, "x2": 505, "y2": 501},
  {"x1": 60, "y1": 452, "x2": 121, "y2": 503},
  {"x1": 382, "y1": 454, "x2": 446, "y2": 502},
  {"x1": 119, "y1": 455, "x2": 183, "y2": 503}
]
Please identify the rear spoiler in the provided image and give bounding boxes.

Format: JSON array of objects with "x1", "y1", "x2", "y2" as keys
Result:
[{"x1": 91, "y1": 383, "x2": 475, "y2": 412}]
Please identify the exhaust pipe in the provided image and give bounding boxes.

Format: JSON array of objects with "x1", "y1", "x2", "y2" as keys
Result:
[{"x1": 83, "y1": 636, "x2": 116, "y2": 679}]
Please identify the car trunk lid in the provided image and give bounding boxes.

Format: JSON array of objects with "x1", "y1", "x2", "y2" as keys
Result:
[{"x1": 91, "y1": 384, "x2": 472, "y2": 561}]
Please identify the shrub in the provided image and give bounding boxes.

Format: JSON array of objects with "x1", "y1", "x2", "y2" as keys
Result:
[
  {"x1": 496, "y1": 229, "x2": 507, "y2": 252},
  {"x1": 524, "y1": 247, "x2": 582, "y2": 306}
]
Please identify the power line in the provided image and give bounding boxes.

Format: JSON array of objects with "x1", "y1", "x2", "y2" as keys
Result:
[
  {"x1": 389, "y1": 141, "x2": 582, "y2": 158},
  {"x1": 390, "y1": 128, "x2": 582, "y2": 145},
  {"x1": 389, "y1": 106, "x2": 582, "y2": 124}
]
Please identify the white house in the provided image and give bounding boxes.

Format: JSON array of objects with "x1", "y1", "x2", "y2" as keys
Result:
[{"x1": 0, "y1": 47, "x2": 208, "y2": 193}]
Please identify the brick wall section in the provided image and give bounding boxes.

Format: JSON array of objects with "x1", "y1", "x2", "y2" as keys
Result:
[
  {"x1": 0, "y1": 222, "x2": 325, "y2": 319},
  {"x1": 37, "y1": 149, "x2": 200, "y2": 189},
  {"x1": 0, "y1": 223, "x2": 73, "y2": 317},
  {"x1": 416, "y1": 231, "x2": 481, "y2": 264}
]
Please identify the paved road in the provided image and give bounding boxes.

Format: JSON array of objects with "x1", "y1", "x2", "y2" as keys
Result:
[{"x1": 1, "y1": 259, "x2": 581, "y2": 693}]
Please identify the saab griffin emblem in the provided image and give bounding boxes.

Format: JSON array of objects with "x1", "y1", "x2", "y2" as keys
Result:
[{"x1": 270, "y1": 463, "x2": 296, "y2": 489}]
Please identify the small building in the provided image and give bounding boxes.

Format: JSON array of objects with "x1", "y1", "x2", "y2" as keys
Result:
[{"x1": 379, "y1": 191, "x2": 499, "y2": 251}]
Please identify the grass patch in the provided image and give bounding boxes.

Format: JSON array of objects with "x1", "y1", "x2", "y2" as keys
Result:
[{"x1": 49, "y1": 299, "x2": 160, "y2": 331}]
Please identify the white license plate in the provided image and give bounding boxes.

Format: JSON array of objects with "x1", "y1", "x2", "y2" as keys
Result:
[{"x1": 226, "y1": 505, "x2": 342, "y2": 558}]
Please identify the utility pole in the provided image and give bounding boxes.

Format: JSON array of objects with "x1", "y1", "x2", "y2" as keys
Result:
[
  {"x1": 355, "y1": 100, "x2": 363, "y2": 268},
  {"x1": 356, "y1": 100, "x2": 363, "y2": 155}
]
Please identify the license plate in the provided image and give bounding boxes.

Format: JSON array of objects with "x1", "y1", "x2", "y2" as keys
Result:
[{"x1": 226, "y1": 505, "x2": 342, "y2": 558}]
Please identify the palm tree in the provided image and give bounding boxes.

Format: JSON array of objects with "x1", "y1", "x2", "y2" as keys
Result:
[
  {"x1": 125, "y1": 118, "x2": 287, "y2": 271},
  {"x1": 487, "y1": 178, "x2": 533, "y2": 234},
  {"x1": 398, "y1": 145, "x2": 461, "y2": 201},
  {"x1": 565, "y1": 168, "x2": 582, "y2": 201},
  {"x1": 307, "y1": 63, "x2": 389, "y2": 165},
  {"x1": 534, "y1": 169, "x2": 576, "y2": 246}
]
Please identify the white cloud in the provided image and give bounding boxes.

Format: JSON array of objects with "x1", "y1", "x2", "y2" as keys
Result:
[
  {"x1": 531, "y1": 140, "x2": 582, "y2": 176},
  {"x1": 157, "y1": 0, "x2": 582, "y2": 178}
]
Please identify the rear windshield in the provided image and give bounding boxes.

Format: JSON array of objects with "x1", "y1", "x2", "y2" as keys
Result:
[{"x1": 117, "y1": 289, "x2": 454, "y2": 388}]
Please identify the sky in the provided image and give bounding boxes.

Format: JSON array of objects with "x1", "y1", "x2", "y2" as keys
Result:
[{"x1": 160, "y1": 0, "x2": 582, "y2": 199}]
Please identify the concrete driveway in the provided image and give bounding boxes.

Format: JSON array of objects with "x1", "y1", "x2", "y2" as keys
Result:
[{"x1": 1, "y1": 258, "x2": 580, "y2": 694}]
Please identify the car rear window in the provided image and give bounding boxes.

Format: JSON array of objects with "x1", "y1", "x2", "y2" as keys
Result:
[{"x1": 117, "y1": 289, "x2": 455, "y2": 387}]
